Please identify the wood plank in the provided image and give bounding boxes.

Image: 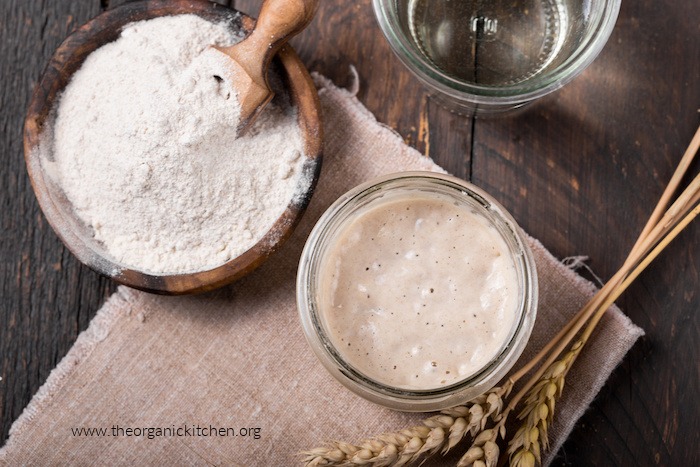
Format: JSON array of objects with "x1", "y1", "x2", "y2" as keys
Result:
[
  {"x1": 470, "y1": 0, "x2": 700, "y2": 464},
  {"x1": 0, "y1": 0, "x2": 113, "y2": 443}
]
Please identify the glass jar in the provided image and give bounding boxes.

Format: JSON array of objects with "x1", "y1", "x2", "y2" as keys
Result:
[
  {"x1": 372, "y1": 0, "x2": 621, "y2": 116},
  {"x1": 297, "y1": 172, "x2": 538, "y2": 411}
]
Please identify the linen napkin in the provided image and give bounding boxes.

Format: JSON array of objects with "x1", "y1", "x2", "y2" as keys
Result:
[{"x1": 0, "y1": 75, "x2": 643, "y2": 466}]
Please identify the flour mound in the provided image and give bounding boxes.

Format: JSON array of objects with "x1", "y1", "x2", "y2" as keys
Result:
[{"x1": 47, "y1": 15, "x2": 305, "y2": 275}]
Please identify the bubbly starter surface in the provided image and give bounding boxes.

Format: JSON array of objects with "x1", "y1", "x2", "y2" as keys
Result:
[{"x1": 319, "y1": 195, "x2": 519, "y2": 390}]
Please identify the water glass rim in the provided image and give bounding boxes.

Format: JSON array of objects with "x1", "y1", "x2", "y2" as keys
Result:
[{"x1": 372, "y1": 0, "x2": 622, "y2": 105}]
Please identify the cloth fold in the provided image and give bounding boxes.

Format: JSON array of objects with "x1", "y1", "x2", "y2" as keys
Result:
[{"x1": 0, "y1": 76, "x2": 643, "y2": 466}]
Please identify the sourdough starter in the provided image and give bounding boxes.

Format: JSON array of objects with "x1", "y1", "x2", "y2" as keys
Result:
[{"x1": 319, "y1": 194, "x2": 520, "y2": 390}]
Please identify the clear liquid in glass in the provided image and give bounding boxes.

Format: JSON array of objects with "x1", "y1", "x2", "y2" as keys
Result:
[{"x1": 402, "y1": 0, "x2": 588, "y2": 87}]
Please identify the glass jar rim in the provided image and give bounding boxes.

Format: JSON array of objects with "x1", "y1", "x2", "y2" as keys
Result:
[{"x1": 297, "y1": 172, "x2": 538, "y2": 411}]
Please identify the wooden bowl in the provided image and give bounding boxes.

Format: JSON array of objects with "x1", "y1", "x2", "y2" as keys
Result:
[{"x1": 24, "y1": 0, "x2": 322, "y2": 295}]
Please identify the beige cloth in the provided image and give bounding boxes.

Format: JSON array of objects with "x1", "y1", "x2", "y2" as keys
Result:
[{"x1": 0, "y1": 76, "x2": 643, "y2": 466}]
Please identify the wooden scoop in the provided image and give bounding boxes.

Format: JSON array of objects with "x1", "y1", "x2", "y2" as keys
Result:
[{"x1": 212, "y1": 0, "x2": 319, "y2": 134}]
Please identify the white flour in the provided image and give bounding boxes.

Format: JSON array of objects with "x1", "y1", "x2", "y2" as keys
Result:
[{"x1": 45, "y1": 15, "x2": 307, "y2": 275}]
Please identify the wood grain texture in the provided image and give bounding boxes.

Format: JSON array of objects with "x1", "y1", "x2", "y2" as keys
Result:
[
  {"x1": 0, "y1": 0, "x2": 113, "y2": 444},
  {"x1": 468, "y1": 0, "x2": 700, "y2": 464},
  {"x1": 1, "y1": 0, "x2": 698, "y2": 465}
]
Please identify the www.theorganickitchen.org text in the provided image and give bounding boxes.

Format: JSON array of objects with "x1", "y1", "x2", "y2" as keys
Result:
[{"x1": 71, "y1": 424, "x2": 262, "y2": 440}]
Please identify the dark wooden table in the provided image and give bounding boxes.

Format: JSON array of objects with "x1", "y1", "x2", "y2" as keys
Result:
[{"x1": 1, "y1": 0, "x2": 698, "y2": 465}]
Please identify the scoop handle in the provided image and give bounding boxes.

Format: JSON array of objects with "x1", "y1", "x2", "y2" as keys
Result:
[{"x1": 245, "y1": 0, "x2": 319, "y2": 68}]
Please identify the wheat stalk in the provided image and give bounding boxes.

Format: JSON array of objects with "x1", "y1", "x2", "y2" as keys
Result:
[
  {"x1": 507, "y1": 125, "x2": 700, "y2": 464},
  {"x1": 302, "y1": 125, "x2": 700, "y2": 467},
  {"x1": 301, "y1": 384, "x2": 511, "y2": 466}
]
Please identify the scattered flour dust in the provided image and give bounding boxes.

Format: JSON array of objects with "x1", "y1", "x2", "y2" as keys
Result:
[{"x1": 44, "y1": 15, "x2": 308, "y2": 275}]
